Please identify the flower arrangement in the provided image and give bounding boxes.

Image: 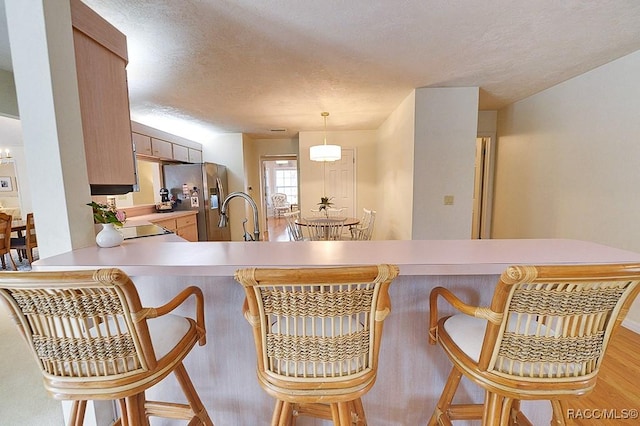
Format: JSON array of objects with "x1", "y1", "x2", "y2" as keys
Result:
[
  {"x1": 317, "y1": 196, "x2": 334, "y2": 212},
  {"x1": 87, "y1": 201, "x2": 125, "y2": 227}
]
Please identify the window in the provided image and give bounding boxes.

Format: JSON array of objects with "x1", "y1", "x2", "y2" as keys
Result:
[{"x1": 275, "y1": 169, "x2": 298, "y2": 204}]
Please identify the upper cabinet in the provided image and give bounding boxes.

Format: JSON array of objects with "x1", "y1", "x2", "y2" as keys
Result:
[
  {"x1": 71, "y1": 0, "x2": 136, "y2": 195},
  {"x1": 188, "y1": 148, "x2": 203, "y2": 163},
  {"x1": 131, "y1": 121, "x2": 203, "y2": 163},
  {"x1": 132, "y1": 133, "x2": 152, "y2": 156},
  {"x1": 151, "y1": 138, "x2": 173, "y2": 159},
  {"x1": 172, "y1": 144, "x2": 189, "y2": 162}
]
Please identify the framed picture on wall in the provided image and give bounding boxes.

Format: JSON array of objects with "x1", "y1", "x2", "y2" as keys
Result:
[{"x1": 0, "y1": 177, "x2": 12, "y2": 191}]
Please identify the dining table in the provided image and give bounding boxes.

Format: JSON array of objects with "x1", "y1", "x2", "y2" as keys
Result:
[
  {"x1": 296, "y1": 216, "x2": 360, "y2": 228},
  {"x1": 296, "y1": 216, "x2": 360, "y2": 240}
]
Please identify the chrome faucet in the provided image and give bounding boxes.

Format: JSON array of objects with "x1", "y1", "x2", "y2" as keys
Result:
[{"x1": 218, "y1": 191, "x2": 260, "y2": 241}]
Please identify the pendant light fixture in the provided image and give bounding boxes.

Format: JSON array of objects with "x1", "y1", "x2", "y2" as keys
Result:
[{"x1": 310, "y1": 112, "x2": 341, "y2": 162}]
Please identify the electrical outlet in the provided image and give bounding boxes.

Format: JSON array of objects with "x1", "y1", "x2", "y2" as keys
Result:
[{"x1": 444, "y1": 195, "x2": 454, "y2": 205}]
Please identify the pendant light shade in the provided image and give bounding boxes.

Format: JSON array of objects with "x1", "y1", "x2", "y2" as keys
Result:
[
  {"x1": 310, "y1": 144, "x2": 341, "y2": 162},
  {"x1": 310, "y1": 112, "x2": 341, "y2": 162}
]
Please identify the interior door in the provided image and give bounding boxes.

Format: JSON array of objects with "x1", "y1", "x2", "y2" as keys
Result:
[
  {"x1": 324, "y1": 148, "x2": 355, "y2": 217},
  {"x1": 471, "y1": 136, "x2": 495, "y2": 239}
]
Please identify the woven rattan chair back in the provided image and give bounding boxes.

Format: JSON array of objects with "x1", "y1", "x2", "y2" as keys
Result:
[
  {"x1": 428, "y1": 263, "x2": 640, "y2": 426},
  {"x1": 483, "y1": 264, "x2": 640, "y2": 379},
  {"x1": 305, "y1": 217, "x2": 346, "y2": 240},
  {"x1": 235, "y1": 264, "x2": 399, "y2": 425},
  {"x1": 0, "y1": 269, "x2": 153, "y2": 379},
  {"x1": 0, "y1": 268, "x2": 213, "y2": 425},
  {"x1": 283, "y1": 210, "x2": 304, "y2": 241}
]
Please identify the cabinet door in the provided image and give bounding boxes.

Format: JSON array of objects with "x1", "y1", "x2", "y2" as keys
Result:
[
  {"x1": 151, "y1": 138, "x2": 173, "y2": 159},
  {"x1": 177, "y1": 226, "x2": 198, "y2": 242},
  {"x1": 189, "y1": 149, "x2": 203, "y2": 163},
  {"x1": 71, "y1": 0, "x2": 135, "y2": 187},
  {"x1": 132, "y1": 132, "x2": 152, "y2": 156},
  {"x1": 173, "y1": 144, "x2": 189, "y2": 162},
  {"x1": 176, "y1": 215, "x2": 198, "y2": 241}
]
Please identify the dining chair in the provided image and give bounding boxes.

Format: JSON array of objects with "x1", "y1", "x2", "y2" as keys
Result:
[
  {"x1": 283, "y1": 210, "x2": 304, "y2": 241},
  {"x1": 351, "y1": 208, "x2": 376, "y2": 240},
  {"x1": 327, "y1": 207, "x2": 346, "y2": 217},
  {"x1": 305, "y1": 217, "x2": 346, "y2": 240},
  {"x1": 271, "y1": 193, "x2": 290, "y2": 217},
  {"x1": 0, "y1": 268, "x2": 214, "y2": 425},
  {"x1": 234, "y1": 264, "x2": 399, "y2": 425},
  {"x1": 0, "y1": 212, "x2": 13, "y2": 270},
  {"x1": 428, "y1": 263, "x2": 640, "y2": 426},
  {"x1": 309, "y1": 207, "x2": 346, "y2": 218},
  {"x1": 10, "y1": 212, "x2": 37, "y2": 265}
]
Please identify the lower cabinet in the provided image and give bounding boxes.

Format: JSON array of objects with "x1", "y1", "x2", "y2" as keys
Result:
[
  {"x1": 151, "y1": 214, "x2": 198, "y2": 242},
  {"x1": 176, "y1": 215, "x2": 198, "y2": 241}
]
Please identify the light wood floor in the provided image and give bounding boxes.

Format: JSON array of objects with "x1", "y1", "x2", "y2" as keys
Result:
[
  {"x1": 563, "y1": 325, "x2": 640, "y2": 425},
  {"x1": 265, "y1": 216, "x2": 290, "y2": 241}
]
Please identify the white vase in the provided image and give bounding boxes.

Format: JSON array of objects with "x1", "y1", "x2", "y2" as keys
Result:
[{"x1": 96, "y1": 223, "x2": 124, "y2": 248}]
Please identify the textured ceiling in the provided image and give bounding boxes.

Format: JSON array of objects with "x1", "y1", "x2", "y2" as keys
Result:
[{"x1": 2, "y1": 1, "x2": 640, "y2": 140}]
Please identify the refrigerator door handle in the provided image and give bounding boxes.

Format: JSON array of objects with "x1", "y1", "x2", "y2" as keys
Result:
[{"x1": 217, "y1": 177, "x2": 225, "y2": 202}]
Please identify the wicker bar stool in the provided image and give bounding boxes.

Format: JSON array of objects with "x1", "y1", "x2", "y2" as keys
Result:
[
  {"x1": 428, "y1": 263, "x2": 640, "y2": 425},
  {"x1": 235, "y1": 264, "x2": 399, "y2": 425},
  {"x1": 0, "y1": 268, "x2": 214, "y2": 425}
]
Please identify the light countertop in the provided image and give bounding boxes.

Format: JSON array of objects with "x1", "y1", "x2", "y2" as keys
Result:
[
  {"x1": 126, "y1": 209, "x2": 197, "y2": 224},
  {"x1": 32, "y1": 238, "x2": 640, "y2": 277}
]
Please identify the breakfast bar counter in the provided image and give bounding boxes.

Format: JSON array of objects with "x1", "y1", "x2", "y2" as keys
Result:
[
  {"x1": 33, "y1": 238, "x2": 640, "y2": 276},
  {"x1": 32, "y1": 239, "x2": 640, "y2": 425}
]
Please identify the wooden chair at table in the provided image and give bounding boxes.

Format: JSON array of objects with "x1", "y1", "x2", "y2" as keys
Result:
[
  {"x1": 350, "y1": 208, "x2": 376, "y2": 240},
  {"x1": 0, "y1": 212, "x2": 13, "y2": 270},
  {"x1": 0, "y1": 268, "x2": 214, "y2": 426},
  {"x1": 305, "y1": 217, "x2": 346, "y2": 240},
  {"x1": 10, "y1": 212, "x2": 38, "y2": 265},
  {"x1": 283, "y1": 210, "x2": 304, "y2": 241},
  {"x1": 428, "y1": 263, "x2": 640, "y2": 426},
  {"x1": 235, "y1": 264, "x2": 399, "y2": 425}
]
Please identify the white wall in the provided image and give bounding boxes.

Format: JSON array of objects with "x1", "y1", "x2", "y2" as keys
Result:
[
  {"x1": 0, "y1": 69, "x2": 19, "y2": 118},
  {"x1": 412, "y1": 87, "x2": 479, "y2": 240},
  {"x1": 6, "y1": 0, "x2": 95, "y2": 257},
  {"x1": 0, "y1": 116, "x2": 31, "y2": 218},
  {"x1": 493, "y1": 50, "x2": 640, "y2": 324},
  {"x1": 298, "y1": 129, "x2": 377, "y2": 220},
  {"x1": 204, "y1": 133, "x2": 247, "y2": 240},
  {"x1": 377, "y1": 91, "x2": 416, "y2": 240},
  {"x1": 243, "y1": 137, "x2": 299, "y2": 234}
]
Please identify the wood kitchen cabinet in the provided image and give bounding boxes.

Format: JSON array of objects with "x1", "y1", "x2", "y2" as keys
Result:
[
  {"x1": 131, "y1": 121, "x2": 203, "y2": 164},
  {"x1": 188, "y1": 148, "x2": 203, "y2": 163},
  {"x1": 151, "y1": 138, "x2": 173, "y2": 159},
  {"x1": 71, "y1": 0, "x2": 136, "y2": 194},
  {"x1": 132, "y1": 132, "x2": 152, "y2": 156},
  {"x1": 176, "y1": 215, "x2": 198, "y2": 241},
  {"x1": 151, "y1": 213, "x2": 198, "y2": 242},
  {"x1": 172, "y1": 144, "x2": 190, "y2": 162}
]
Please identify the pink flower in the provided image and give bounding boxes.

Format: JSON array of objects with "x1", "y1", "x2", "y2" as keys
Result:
[{"x1": 115, "y1": 210, "x2": 127, "y2": 223}]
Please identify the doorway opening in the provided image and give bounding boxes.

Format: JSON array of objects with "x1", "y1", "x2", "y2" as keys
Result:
[
  {"x1": 471, "y1": 134, "x2": 495, "y2": 239},
  {"x1": 261, "y1": 156, "x2": 298, "y2": 241}
]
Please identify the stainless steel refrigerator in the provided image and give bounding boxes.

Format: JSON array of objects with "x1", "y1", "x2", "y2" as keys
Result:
[{"x1": 163, "y1": 162, "x2": 231, "y2": 241}]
